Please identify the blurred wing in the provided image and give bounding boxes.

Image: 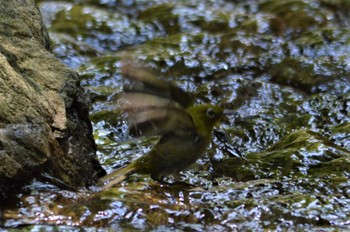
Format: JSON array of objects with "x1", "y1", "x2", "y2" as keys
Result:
[
  {"x1": 119, "y1": 62, "x2": 196, "y2": 137},
  {"x1": 121, "y1": 62, "x2": 194, "y2": 108},
  {"x1": 119, "y1": 91, "x2": 195, "y2": 137}
]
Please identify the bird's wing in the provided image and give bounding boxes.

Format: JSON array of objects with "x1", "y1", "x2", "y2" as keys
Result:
[
  {"x1": 119, "y1": 63, "x2": 195, "y2": 137},
  {"x1": 121, "y1": 62, "x2": 194, "y2": 108}
]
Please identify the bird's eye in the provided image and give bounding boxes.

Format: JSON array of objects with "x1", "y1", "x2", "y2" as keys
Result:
[{"x1": 206, "y1": 108, "x2": 216, "y2": 119}]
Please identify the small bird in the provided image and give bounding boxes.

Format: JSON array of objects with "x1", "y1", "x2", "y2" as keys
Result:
[{"x1": 100, "y1": 62, "x2": 226, "y2": 189}]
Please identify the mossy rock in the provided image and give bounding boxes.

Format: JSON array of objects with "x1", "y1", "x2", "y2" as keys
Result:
[{"x1": 213, "y1": 130, "x2": 350, "y2": 181}]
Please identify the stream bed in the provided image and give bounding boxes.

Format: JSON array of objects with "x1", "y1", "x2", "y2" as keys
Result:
[{"x1": 2, "y1": 0, "x2": 350, "y2": 231}]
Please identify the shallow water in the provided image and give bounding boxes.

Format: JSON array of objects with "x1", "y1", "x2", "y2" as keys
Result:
[{"x1": 1, "y1": 0, "x2": 350, "y2": 230}]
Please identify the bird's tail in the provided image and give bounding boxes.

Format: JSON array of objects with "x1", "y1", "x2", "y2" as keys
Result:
[{"x1": 100, "y1": 163, "x2": 136, "y2": 189}]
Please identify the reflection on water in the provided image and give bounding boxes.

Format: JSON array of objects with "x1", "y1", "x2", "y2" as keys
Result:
[{"x1": 2, "y1": 0, "x2": 350, "y2": 230}]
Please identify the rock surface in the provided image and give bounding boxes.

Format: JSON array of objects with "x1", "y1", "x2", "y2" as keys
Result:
[{"x1": 0, "y1": 0, "x2": 104, "y2": 197}]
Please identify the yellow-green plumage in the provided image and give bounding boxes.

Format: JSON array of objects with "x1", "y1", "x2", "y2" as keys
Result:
[{"x1": 100, "y1": 63, "x2": 224, "y2": 189}]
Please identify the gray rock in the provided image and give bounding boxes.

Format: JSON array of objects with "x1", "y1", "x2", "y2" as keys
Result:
[{"x1": 0, "y1": 0, "x2": 105, "y2": 196}]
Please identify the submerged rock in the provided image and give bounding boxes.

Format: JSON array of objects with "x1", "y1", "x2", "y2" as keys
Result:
[{"x1": 213, "y1": 130, "x2": 350, "y2": 180}]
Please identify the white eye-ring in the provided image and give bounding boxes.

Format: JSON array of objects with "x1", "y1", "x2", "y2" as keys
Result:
[{"x1": 206, "y1": 108, "x2": 216, "y2": 119}]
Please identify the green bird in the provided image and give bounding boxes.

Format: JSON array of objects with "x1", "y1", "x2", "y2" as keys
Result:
[{"x1": 100, "y1": 63, "x2": 227, "y2": 189}]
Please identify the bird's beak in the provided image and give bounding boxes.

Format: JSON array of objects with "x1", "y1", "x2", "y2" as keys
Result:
[{"x1": 223, "y1": 109, "x2": 236, "y2": 115}]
